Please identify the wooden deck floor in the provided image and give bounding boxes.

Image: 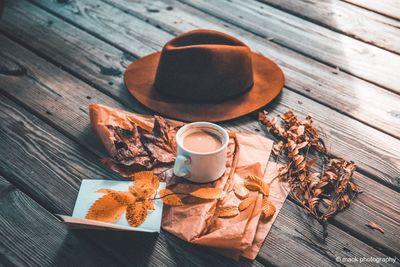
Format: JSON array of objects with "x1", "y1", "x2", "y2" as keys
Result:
[{"x1": 0, "y1": 0, "x2": 399, "y2": 266}]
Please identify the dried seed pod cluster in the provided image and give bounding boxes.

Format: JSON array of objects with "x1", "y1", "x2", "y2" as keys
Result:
[{"x1": 259, "y1": 110, "x2": 359, "y2": 222}]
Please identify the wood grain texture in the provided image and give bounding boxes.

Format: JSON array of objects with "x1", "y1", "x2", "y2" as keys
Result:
[
  {"x1": 332, "y1": 172, "x2": 400, "y2": 257},
  {"x1": 85, "y1": 0, "x2": 400, "y2": 188},
  {"x1": 0, "y1": 174, "x2": 122, "y2": 266},
  {"x1": 258, "y1": 0, "x2": 400, "y2": 54},
  {"x1": 0, "y1": 0, "x2": 149, "y2": 115},
  {"x1": 0, "y1": 98, "x2": 122, "y2": 214},
  {"x1": 0, "y1": 34, "x2": 396, "y2": 264},
  {"x1": 180, "y1": 0, "x2": 400, "y2": 93},
  {"x1": 27, "y1": 0, "x2": 400, "y2": 139},
  {"x1": 260, "y1": 200, "x2": 396, "y2": 266},
  {"x1": 343, "y1": 0, "x2": 400, "y2": 21}
]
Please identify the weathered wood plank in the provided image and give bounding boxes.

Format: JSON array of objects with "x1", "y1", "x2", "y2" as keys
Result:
[
  {"x1": 260, "y1": 200, "x2": 398, "y2": 265},
  {"x1": 0, "y1": 0, "x2": 150, "y2": 115},
  {"x1": 26, "y1": 0, "x2": 400, "y2": 139},
  {"x1": 73, "y1": 0, "x2": 400, "y2": 188},
  {"x1": 258, "y1": 0, "x2": 400, "y2": 54},
  {"x1": 0, "y1": 35, "x2": 392, "y2": 265},
  {"x1": 332, "y1": 172, "x2": 400, "y2": 257},
  {"x1": 343, "y1": 0, "x2": 400, "y2": 21},
  {"x1": 0, "y1": 174, "x2": 124, "y2": 266},
  {"x1": 179, "y1": 0, "x2": 400, "y2": 93}
]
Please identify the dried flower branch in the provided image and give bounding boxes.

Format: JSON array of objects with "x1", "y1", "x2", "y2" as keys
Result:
[{"x1": 259, "y1": 110, "x2": 359, "y2": 223}]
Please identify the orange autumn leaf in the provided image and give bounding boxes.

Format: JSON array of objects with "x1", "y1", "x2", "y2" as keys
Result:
[
  {"x1": 96, "y1": 188, "x2": 115, "y2": 194},
  {"x1": 239, "y1": 197, "x2": 255, "y2": 211},
  {"x1": 129, "y1": 171, "x2": 160, "y2": 199},
  {"x1": 126, "y1": 202, "x2": 147, "y2": 227},
  {"x1": 159, "y1": 188, "x2": 183, "y2": 206},
  {"x1": 130, "y1": 183, "x2": 157, "y2": 200},
  {"x1": 245, "y1": 175, "x2": 270, "y2": 196},
  {"x1": 132, "y1": 171, "x2": 160, "y2": 190},
  {"x1": 86, "y1": 194, "x2": 126, "y2": 223},
  {"x1": 261, "y1": 198, "x2": 276, "y2": 220},
  {"x1": 143, "y1": 199, "x2": 155, "y2": 210},
  {"x1": 217, "y1": 206, "x2": 239, "y2": 218},
  {"x1": 233, "y1": 183, "x2": 249, "y2": 199},
  {"x1": 189, "y1": 187, "x2": 225, "y2": 200},
  {"x1": 109, "y1": 191, "x2": 136, "y2": 205},
  {"x1": 244, "y1": 181, "x2": 262, "y2": 192},
  {"x1": 132, "y1": 171, "x2": 154, "y2": 182},
  {"x1": 261, "y1": 182, "x2": 270, "y2": 196},
  {"x1": 97, "y1": 189, "x2": 136, "y2": 205}
]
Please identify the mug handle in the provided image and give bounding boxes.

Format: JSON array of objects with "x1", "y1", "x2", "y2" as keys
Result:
[{"x1": 173, "y1": 155, "x2": 191, "y2": 177}]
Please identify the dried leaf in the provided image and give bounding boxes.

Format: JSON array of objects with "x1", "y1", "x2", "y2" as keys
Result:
[
  {"x1": 132, "y1": 171, "x2": 156, "y2": 183},
  {"x1": 297, "y1": 141, "x2": 308, "y2": 150},
  {"x1": 129, "y1": 171, "x2": 160, "y2": 199},
  {"x1": 261, "y1": 182, "x2": 270, "y2": 196},
  {"x1": 86, "y1": 194, "x2": 126, "y2": 223},
  {"x1": 239, "y1": 197, "x2": 255, "y2": 211},
  {"x1": 322, "y1": 198, "x2": 332, "y2": 206},
  {"x1": 126, "y1": 202, "x2": 147, "y2": 227},
  {"x1": 233, "y1": 183, "x2": 249, "y2": 199},
  {"x1": 143, "y1": 199, "x2": 155, "y2": 210},
  {"x1": 244, "y1": 175, "x2": 269, "y2": 196},
  {"x1": 141, "y1": 116, "x2": 180, "y2": 163},
  {"x1": 189, "y1": 187, "x2": 225, "y2": 200},
  {"x1": 217, "y1": 206, "x2": 239, "y2": 218},
  {"x1": 261, "y1": 198, "x2": 276, "y2": 220},
  {"x1": 244, "y1": 181, "x2": 262, "y2": 192},
  {"x1": 108, "y1": 191, "x2": 136, "y2": 205},
  {"x1": 159, "y1": 188, "x2": 184, "y2": 206},
  {"x1": 366, "y1": 221, "x2": 384, "y2": 234},
  {"x1": 297, "y1": 125, "x2": 305, "y2": 136},
  {"x1": 272, "y1": 141, "x2": 283, "y2": 155},
  {"x1": 96, "y1": 188, "x2": 116, "y2": 194}
]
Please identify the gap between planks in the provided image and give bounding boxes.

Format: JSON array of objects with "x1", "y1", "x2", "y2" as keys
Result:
[
  {"x1": 343, "y1": 0, "x2": 400, "y2": 21},
  {"x1": 256, "y1": 0, "x2": 400, "y2": 55},
  {"x1": 178, "y1": 0, "x2": 400, "y2": 95}
]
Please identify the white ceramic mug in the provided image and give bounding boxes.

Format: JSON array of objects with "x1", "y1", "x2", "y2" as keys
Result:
[{"x1": 173, "y1": 122, "x2": 229, "y2": 183}]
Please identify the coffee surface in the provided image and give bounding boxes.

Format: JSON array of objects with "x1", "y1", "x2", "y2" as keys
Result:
[{"x1": 183, "y1": 130, "x2": 222, "y2": 153}]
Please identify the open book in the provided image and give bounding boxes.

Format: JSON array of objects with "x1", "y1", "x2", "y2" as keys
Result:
[{"x1": 57, "y1": 179, "x2": 165, "y2": 233}]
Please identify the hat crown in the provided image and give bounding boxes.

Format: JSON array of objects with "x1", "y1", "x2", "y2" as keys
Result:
[{"x1": 154, "y1": 30, "x2": 254, "y2": 101}]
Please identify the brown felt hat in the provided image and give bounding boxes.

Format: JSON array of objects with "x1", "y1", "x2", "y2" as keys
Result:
[{"x1": 124, "y1": 29, "x2": 284, "y2": 122}]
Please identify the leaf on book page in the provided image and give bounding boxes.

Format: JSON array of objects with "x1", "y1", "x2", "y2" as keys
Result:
[
  {"x1": 86, "y1": 194, "x2": 126, "y2": 223},
  {"x1": 126, "y1": 202, "x2": 147, "y2": 227}
]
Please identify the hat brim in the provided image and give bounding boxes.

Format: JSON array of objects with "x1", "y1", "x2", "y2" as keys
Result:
[{"x1": 124, "y1": 52, "x2": 284, "y2": 122}]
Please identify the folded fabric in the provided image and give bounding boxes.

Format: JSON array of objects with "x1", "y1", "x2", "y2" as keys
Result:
[{"x1": 89, "y1": 104, "x2": 289, "y2": 260}]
